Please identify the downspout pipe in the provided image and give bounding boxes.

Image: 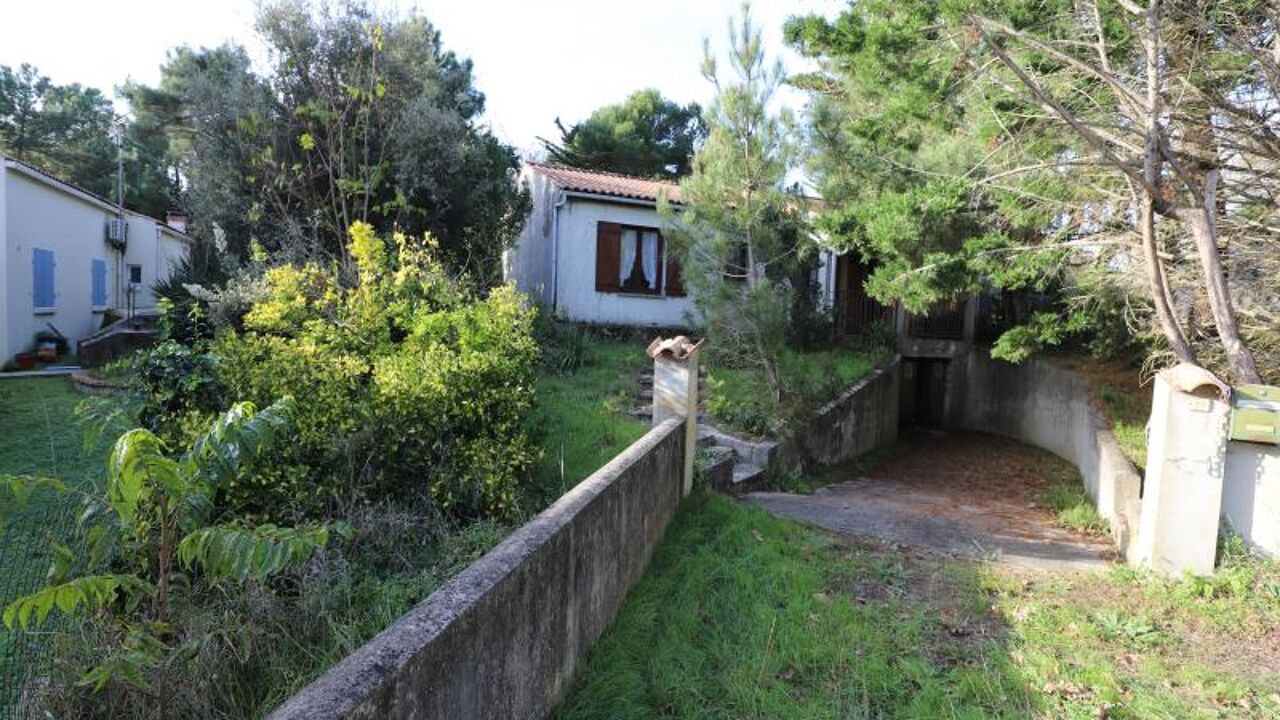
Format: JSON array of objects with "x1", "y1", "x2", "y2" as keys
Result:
[{"x1": 550, "y1": 187, "x2": 567, "y2": 314}]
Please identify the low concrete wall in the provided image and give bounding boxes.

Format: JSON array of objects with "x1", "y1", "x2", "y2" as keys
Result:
[
  {"x1": 269, "y1": 417, "x2": 687, "y2": 720},
  {"x1": 804, "y1": 359, "x2": 901, "y2": 466},
  {"x1": 956, "y1": 350, "x2": 1142, "y2": 559},
  {"x1": 1223, "y1": 441, "x2": 1280, "y2": 556}
]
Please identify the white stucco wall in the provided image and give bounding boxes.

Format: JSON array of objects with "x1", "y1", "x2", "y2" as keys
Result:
[
  {"x1": 1223, "y1": 441, "x2": 1280, "y2": 556},
  {"x1": 2, "y1": 163, "x2": 190, "y2": 363},
  {"x1": 553, "y1": 197, "x2": 696, "y2": 328},
  {"x1": 503, "y1": 168, "x2": 556, "y2": 307},
  {"x1": 0, "y1": 167, "x2": 8, "y2": 364}
]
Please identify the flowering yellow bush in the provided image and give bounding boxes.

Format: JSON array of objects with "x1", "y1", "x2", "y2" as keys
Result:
[{"x1": 216, "y1": 225, "x2": 537, "y2": 519}]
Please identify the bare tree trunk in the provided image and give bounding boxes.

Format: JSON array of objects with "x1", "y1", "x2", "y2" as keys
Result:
[
  {"x1": 1140, "y1": 0, "x2": 1197, "y2": 365},
  {"x1": 1175, "y1": 173, "x2": 1263, "y2": 383},
  {"x1": 1162, "y1": 1, "x2": 1263, "y2": 383}
]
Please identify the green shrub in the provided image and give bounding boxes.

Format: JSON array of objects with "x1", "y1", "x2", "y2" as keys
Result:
[
  {"x1": 706, "y1": 348, "x2": 883, "y2": 437},
  {"x1": 151, "y1": 238, "x2": 231, "y2": 344},
  {"x1": 129, "y1": 338, "x2": 226, "y2": 444},
  {"x1": 214, "y1": 223, "x2": 538, "y2": 519}
]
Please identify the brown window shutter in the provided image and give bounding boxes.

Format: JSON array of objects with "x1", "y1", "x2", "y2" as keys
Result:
[
  {"x1": 595, "y1": 222, "x2": 621, "y2": 292},
  {"x1": 665, "y1": 247, "x2": 686, "y2": 297}
]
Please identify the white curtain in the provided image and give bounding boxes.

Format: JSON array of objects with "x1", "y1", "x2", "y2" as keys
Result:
[
  {"x1": 620, "y1": 229, "x2": 637, "y2": 286},
  {"x1": 641, "y1": 230, "x2": 659, "y2": 290}
]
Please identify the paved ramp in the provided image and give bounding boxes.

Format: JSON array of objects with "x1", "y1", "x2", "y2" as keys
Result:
[{"x1": 744, "y1": 431, "x2": 1115, "y2": 572}]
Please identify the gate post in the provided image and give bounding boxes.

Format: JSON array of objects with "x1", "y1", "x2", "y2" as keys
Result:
[
  {"x1": 647, "y1": 336, "x2": 702, "y2": 496},
  {"x1": 1133, "y1": 365, "x2": 1231, "y2": 576}
]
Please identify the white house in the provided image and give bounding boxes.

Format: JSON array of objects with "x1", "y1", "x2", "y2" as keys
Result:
[
  {"x1": 505, "y1": 161, "x2": 850, "y2": 330},
  {"x1": 1, "y1": 156, "x2": 192, "y2": 365},
  {"x1": 504, "y1": 163, "x2": 696, "y2": 327}
]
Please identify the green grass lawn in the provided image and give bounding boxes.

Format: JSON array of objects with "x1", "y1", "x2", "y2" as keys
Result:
[
  {"x1": 558, "y1": 493, "x2": 1280, "y2": 720},
  {"x1": 0, "y1": 377, "x2": 120, "y2": 714},
  {"x1": 525, "y1": 337, "x2": 650, "y2": 508}
]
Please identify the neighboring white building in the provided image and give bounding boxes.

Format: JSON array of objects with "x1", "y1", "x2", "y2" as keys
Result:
[
  {"x1": 504, "y1": 163, "x2": 696, "y2": 327},
  {"x1": 1, "y1": 157, "x2": 192, "y2": 365}
]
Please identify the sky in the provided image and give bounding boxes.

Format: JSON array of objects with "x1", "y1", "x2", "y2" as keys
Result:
[{"x1": 0, "y1": 0, "x2": 836, "y2": 157}]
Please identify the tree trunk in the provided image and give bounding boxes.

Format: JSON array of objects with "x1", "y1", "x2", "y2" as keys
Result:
[
  {"x1": 1139, "y1": 0, "x2": 1197, "y2": 365},
  {"x1": 1162, "y1": 4, "x2": 1263, "y2": 383},
  {"x1": 1177, "y1": 175, "x2": 1262, "y2": 383}
]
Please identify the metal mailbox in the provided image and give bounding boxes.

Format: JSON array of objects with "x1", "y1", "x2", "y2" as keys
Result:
[{"x1": 1229, "y1": 384, "x2": 1280, "y2": 444}]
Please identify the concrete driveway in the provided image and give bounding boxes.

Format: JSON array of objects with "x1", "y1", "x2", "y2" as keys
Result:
[{"x1": 743, "y1": 431, "x2": 1116, "y2": 572}]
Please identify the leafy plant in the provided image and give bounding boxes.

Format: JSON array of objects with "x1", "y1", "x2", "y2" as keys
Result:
[
  {"x1": 1093, "y1": 610, "x2": 1163, "y2": 645},
  {"x1": 2, "y1": 398, "x2": 343, "y2": 693},
  {"x1": 215, "y1": 223, "x2": 539, "y2": 519}
]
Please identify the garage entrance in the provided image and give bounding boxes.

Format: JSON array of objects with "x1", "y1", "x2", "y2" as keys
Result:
[{"x1": 900, "y1": 358, "x2": 948, "y2": 430}]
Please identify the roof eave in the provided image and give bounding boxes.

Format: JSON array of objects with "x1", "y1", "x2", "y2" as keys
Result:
[{"x1": 561, "y1": 189, "x2": 683, "y2": 208}]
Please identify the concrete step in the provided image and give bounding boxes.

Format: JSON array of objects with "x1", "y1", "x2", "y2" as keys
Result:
[
  {"x1": 696, "y1": 425, "x2": 777, "y2": 468},
  {"x1": 732, "y1": 461, "x2": 766, "y2": 487}
]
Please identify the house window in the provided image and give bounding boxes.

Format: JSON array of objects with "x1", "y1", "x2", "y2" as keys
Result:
[
  {"x1": 32, "y1": 248, "x2": 56, "y2": 312},
  {"x1": 91, "y1": 258, "x2": 108, "y2": 310},
  {"x1": 594, "y1": 222, "x2": 686, "y2": 297},
  {"x1": 127, "y1": 264, "x2": 143, "y2": 286}
]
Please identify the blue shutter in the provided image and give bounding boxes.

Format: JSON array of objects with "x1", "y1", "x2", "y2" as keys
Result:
[
  {"x1": 32, "y1": 248, "x2": 55, "y2": 309},
  {"x1": 92, "y1": 258, "x2": 108, "y2": 307}
]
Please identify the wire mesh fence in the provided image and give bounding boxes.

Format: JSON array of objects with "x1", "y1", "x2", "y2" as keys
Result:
[
  {"x1": 1, "y1": 377, "x2": 122, "y2": 720},
  {"x1": 0, "y1": 486, "x2": 82, "y2": 719}
]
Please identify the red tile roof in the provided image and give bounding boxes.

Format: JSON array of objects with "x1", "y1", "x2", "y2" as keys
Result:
[{"x1": 526, "y1": 162, "x2": 682, "y2": 204}]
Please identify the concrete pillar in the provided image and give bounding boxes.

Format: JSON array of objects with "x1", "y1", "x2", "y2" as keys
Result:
[
  {"x1": 648, "y1": 336, "x2": 702, "y2": 496},
  {"x1": 1133, "y1": 367, "x2": 1231, "y2": 576}
]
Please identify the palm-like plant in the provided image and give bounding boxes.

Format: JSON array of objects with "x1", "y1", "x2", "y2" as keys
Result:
[{"x1": 2, "y1": 397, "x2": 344, "y2": 689}]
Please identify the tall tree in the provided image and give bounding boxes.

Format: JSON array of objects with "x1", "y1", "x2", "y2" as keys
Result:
[
  {"x1": 1, "y1": 63, "x2": 176, "y2": 216},
  {"x1": 124, "y1": 45, "x2": 273, "y2": 250},
  {"x1": 666, "y1": 6, "x2": 807, "y2": 401},
  {"x1": 127, "y1": 0, "x2": 529, "y2": 283},
  {"x1": 541, "y1": 89, "x2": 706, "y2": 178},
  {"x1": 0, "y1": 64, "x2": 116, "y2": 197},
  {"x1": 788, "y1": 0, "x2": 1276, "y2": 383}
]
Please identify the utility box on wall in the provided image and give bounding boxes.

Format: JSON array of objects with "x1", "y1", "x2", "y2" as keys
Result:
[{"x1": 1229, "y1": 385, "x2": 1280, "y2": 445}]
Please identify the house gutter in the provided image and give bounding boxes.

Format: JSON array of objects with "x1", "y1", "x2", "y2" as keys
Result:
[{"x1": 550, "y1": 187, "x2": 567, "y2": 313}]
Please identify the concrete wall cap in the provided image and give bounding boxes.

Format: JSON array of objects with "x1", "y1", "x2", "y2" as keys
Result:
[
  {"x1": 1160, "y1": 363, "x2": 1231, "y2": 400},
  {"x1": 647, "y1": 335, "x2": 703, "y2": 360}
]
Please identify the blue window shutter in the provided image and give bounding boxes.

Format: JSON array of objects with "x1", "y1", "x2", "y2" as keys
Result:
[
  {"x1": 92, "y1": 258, "x2": 108, "y2": 307},
  {"x1": 32, "y1": 248, "x2": 55, "y2": 308}
]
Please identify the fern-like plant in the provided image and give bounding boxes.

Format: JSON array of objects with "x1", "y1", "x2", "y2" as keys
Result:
[{"x1": 2, "y1": 397, "x2": 346, "y2": 691}]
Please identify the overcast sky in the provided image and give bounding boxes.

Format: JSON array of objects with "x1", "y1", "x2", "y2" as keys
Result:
[{"x1": 0, "y1": 0, "x2": 835, "y2": 157}]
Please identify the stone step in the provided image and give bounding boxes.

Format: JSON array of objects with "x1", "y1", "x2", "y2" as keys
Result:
[
  {"x1": 732, "y1": 461, "x2": 766, "y2": 487},
  {"x1": 696, "y1": 425, "x2": 777, "y2": 468}
]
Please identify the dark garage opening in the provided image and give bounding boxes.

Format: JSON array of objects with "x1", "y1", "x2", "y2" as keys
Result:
[{"x1": 900, "y1": 358, "x2": 948, "y2": 430}]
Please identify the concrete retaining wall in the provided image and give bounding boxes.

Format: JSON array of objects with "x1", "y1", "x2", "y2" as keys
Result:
[
  {"x1": 1223, "y1": 441, "x2": 1280, "y2": 556},
  {"x1": 804, "y1": 359, "x2": 901, "y2": 466},
  {"x1": 956, "y1": 350, "x2": 1142, "y2": 559},
  {"x1": 269, "y1": 417, "x2": 687, "y2": 720}
]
